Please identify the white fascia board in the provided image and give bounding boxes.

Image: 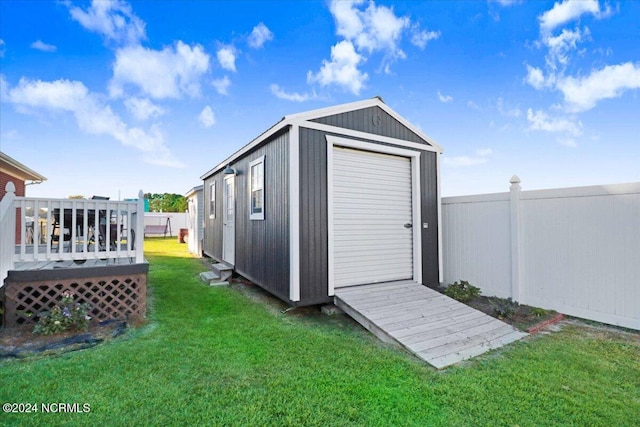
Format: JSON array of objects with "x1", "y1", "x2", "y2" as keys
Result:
[
  {"x1": 200, "y1": 121, "x2": 291, "y2": 180},
  {"x1": 436, "y1": 154, "x2": 443, "y2": 284},
  {"x1": 301, "y1": 121, "x2": 441, "y2": 153},
  {"x1": 286, "y1": 97, "x2": 443, "y2": 153},
  {"x1": 200, "y1": 97, "x2": 444, "y2": 180},
  {"x1": 283, "y1": 98, "x2": 382, "y2": 122},
  {"x1": 375, "y1": 102, "x2": 444, "y2": 153}
]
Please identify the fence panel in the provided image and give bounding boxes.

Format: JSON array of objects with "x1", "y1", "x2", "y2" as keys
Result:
[{"x1": 442, "y1": 179, "x2": 640, "y2": 330}]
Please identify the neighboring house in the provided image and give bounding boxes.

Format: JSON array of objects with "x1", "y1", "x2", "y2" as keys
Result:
[
  {"x1": 185, "y1": 185, "x2": 203, "y2": 256},
  {"x1": 200, "y1": 97, "x2": 443, "y2": 306},
  {"x1": 0, "y1": 151, "x2": 47, "y2": 244}
]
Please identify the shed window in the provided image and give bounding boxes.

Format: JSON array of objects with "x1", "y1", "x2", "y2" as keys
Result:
[
  {"x1": 209, "y1": 182, "x2": 216, "y2": 219},
  {"x1": 249, "y1": 156, "x2": 265, "y2": 220}
]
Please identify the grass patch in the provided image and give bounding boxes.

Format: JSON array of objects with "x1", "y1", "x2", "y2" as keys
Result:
[{"x1": 1, "y1": 238, "x2": 638, "y2": 426}]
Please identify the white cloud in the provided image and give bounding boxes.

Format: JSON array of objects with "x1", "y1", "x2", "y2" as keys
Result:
[
  {"x1": 0, "y1": 74, "x2": 9, "y2": 100},
  {"x1": 6, "y1": 78, "x2": 181, "y2": 167},
  {"x1": 467, "y1": 100, "x2": 480, "y2": 110},
  {"x1": 410, "y1": 27, "x2": 440, "y2": 49},
  {"x1": 558, "y1": 137, "x2": 578, "y2": 147},
  {"x1": 307, "y1": 40, "x2": 367, "y2": 95},
  {"x1": 124, "y1": 97, "x2": 165, "y2": 120},
  {"x1": 212, "y1": 76, "x2": 231, "y2": 95},
  {"x1": 443, "y1": 156, "x2": 488, "y2": 167},
  {"x1": 309, "y1": 1, "x2": 438, "y2": 93},
  {"x1": 437, "y1": 91, "x2": 453, "y2": 103},
  {"x1": 248, "y1": 23, "x2": 274, "y2": 49},
  {"x1": 492, "y1": 0, "x2": 522, "y2": 6},
  {"x1": 270, "y1": 84, "x2": 314, "y2": 102},
  {"x1": 526, "y1": 108, "x2": 582, "y2": 136},
  {"x1": 443, "y1": 147, "x2": 491, "y2": 167},
  {"x1": 217, "y1": 46, "x2": 237, "y2": 72},
  {"x1": 524, "y1": 64, "x2": 548, "y2": 90},
  {"x1": 330, "y1": 0, "x2": 409, "y2": 57},
  {"x1": 68, "y1": 0, "x2": 146, "y2": 45},
  {"x1": 30, "y1": 40, "x2": 57, "y2": 53},
  {"x1": 544, "y1": 27, "x2": 589, "y2": 67},
  {"x1": 109, "y1": 41, "x2": 210, "y2": 99},
  {"x1": 497, "y1": 97, "x2": 522, "y2": 118},
  {"x1": 556, "y1": 62, "x2": 640, "y2": 113},
  {"x1": 538, "y1": 0, "x2": 606, "y2": 33},
  {"x1": 198, "y1": 105, "x2": 216, "y2": 128}
]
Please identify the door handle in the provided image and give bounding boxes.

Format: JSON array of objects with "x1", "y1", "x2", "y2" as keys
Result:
[{"x1": 404, "y1": 223, "x2": 412, "y2": 229}]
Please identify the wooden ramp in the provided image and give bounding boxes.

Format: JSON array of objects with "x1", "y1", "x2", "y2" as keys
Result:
[{"x1": 334, "y1": 281, "x2": 527, "y2": 369}]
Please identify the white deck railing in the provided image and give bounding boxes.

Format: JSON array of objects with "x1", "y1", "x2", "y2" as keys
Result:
[{"x1": 1, "y1": 183, "x2": 145, "y2": 283}]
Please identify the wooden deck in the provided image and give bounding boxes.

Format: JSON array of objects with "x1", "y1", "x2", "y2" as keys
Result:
[
  {"x1": 13, "y1": 257, "x2": 137, "y2": 271},
  {"x1": 334, "y1": 281, "x2": 527, "y2": 369}
]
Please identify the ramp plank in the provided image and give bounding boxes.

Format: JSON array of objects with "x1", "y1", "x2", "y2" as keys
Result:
[{"x1": 335, "y1": 281, "x2": 527, "y2": 369}]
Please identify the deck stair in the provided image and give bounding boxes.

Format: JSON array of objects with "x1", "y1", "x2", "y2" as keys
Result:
[{"x1": 334, "y1": 281, "x2": 527, "y2": 369}]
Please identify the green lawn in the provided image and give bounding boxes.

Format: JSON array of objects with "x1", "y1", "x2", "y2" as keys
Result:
[{"x1": 1, "y1": 238, "x2": 638, "y2": 426}]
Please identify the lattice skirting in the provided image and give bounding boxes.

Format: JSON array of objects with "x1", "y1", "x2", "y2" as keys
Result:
[{"x1": 2, "y1": 273, "x2": 147, "y2": 327}]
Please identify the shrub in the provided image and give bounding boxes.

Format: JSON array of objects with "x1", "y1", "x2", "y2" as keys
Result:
[
  {"x1": 33, "y1": 290, "x2": 91, "y2": 335},
  {"x1": 531, "y1": 307, "x2": 548, "y2": 317},
  {"x1": 490, "y1": 297, "x2": 519, "y2": 319},
  {"x1": 444, "y1": 280, "x2": 481, "y2": 302}
]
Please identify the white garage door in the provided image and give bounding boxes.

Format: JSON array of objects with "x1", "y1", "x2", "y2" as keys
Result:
[{"x1": 332, "y1": 146, "x2": 413, "y2": 288}]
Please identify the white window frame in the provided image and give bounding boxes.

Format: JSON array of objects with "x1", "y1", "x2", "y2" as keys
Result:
[
  {"x1": 249, "y1": 156, "x2": 265, "y2": 220},
  {"x1": 209, "y1": 181, "x2": 216, "y2": 219}
]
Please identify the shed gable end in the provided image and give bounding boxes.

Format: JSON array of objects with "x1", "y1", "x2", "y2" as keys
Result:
[{"x1": 310, "y1": 106, "x2": 428, "y2": 145}]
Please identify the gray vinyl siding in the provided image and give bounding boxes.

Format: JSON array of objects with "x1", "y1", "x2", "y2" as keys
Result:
[
  {"x1": 203, "y1": 173, "x2": 223, "y2": 260},
  {"x1": 311, "y1": 106, "x2": 428, "y2": 145},
  {"x1": 420, "y1": 151, "x2": 440, "y2": 285},
  {"x1": 299, "y1": 127, "x2": 331, "y2": 304},
  {"x1": 232, "y1": 130, "x2": 290, "y2": 301}
]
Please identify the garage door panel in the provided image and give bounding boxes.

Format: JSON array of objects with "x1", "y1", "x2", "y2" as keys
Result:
[{"x1": 333, "y1": 147, "x2": 414, "y2": 288}]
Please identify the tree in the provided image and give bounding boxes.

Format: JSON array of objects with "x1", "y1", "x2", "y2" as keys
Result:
[{"x1": 143, "y1": 193, "x2": 187, "y2": 212}]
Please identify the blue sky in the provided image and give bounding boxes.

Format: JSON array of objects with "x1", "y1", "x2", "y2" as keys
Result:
[{"x1": 1, "y1": 0, "x2": 639, "y2": 199}]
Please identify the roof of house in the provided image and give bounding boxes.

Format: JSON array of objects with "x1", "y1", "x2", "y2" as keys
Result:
[
  {"x1": 0, "y1": 151, "x2": 47, "y2": 183},
  {"x1": 201, "y1": 97, "x2": 442, "y2": 180}
]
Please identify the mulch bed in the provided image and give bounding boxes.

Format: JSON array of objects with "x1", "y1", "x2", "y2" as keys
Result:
[
  {"x1": 429, "y1": 286, "x2": 563, "y2": 333},
  {"x1": 0, "y1": 320, "x2": 128, "y2": 360}
]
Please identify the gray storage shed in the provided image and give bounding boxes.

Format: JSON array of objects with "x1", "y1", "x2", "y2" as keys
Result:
[{"x1": 201, "y1": 97, "x2": 443, "y2": 306}]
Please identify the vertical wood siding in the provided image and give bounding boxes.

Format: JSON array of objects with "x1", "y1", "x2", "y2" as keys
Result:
[
  {"x1": 299, "y1": 127, "x2": 330, "y2": 303},
  {"x1": 232, "y1": 130, "x2": 290, "y2": 300},
  {"x1": 420, "y1": 152, "x2": 440, "y2": 285},
  {"x1": 311, "y1": 106, "x2": 427, "y2": 144}
]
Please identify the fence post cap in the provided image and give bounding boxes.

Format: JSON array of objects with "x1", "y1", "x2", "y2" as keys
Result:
[
  {"x1": 4, "y1": 181, "x2": 16, "y2": 194},
  {"x1": 510, "y1": 175, "x2": 521, "y2": 191}
]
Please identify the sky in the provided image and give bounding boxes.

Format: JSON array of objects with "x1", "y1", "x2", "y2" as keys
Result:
[{"x1": 1, "y1": 0, "x2": 639, "y2": 200}]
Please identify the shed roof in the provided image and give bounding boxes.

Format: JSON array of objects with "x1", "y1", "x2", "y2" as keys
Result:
[
  {"x1": 201, "y1": 97, "x2": 442, "y2": 180},
  {"x1": 0, "y1": 151, "x2": 47, "y2": 183},
  {"x1": 185, "y1": 185, "x2": 203, "y2": 198}
]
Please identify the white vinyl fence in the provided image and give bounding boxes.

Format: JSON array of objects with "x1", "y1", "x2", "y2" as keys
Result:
[
  {"x1": 143, "y1": 212, "x2": 188, "y2": 237},
  {"x1": 442, "y1": 177, "x2": 640, "y2": 330}
]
